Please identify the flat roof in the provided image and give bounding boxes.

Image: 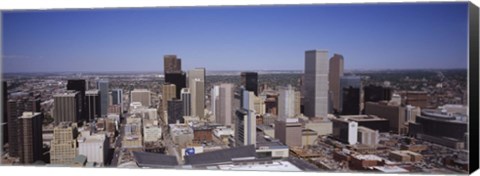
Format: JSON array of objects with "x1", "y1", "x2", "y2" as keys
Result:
[
  {"x1": 133, "y1": 151, "x2": 178, "y2": 167},
  {"x1": 184, "y1": 145, "x2": 257, "y2": 166}
]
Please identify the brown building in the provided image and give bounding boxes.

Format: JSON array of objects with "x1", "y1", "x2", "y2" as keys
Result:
[
  {"x1": 329, "y1": 54, "x2": 344, "y2": 113},
  {"x1": 349, "y1": 154, "x2": 385, "y2": 170},
  {"x1": 163, "y1": 55, "x2": 182, "y2": 74},
  {"x1": 265, "y1": 95, "x2": 278, "y2": 116},
  {"x1": 389, "y1": 150, "x2": 423, "y2": 163},
  {"x1": 7, "y1": 97, "x2": 41, "y2": 158},
  {"x1": 364, "y1": 101, "x2": 407, "y2": 134},
  {"x1": 274, "y1": 118, "x2": 302, "y2": 147},
  {"x1": 18, "y1": 112, "x2": 44, "y2": 164},
  {"x1": 193, "y1": 126, "x2": 213, "y2": 143},
  {"x1": 398, "y1": 91, "x2": 429, "y2": 108}
]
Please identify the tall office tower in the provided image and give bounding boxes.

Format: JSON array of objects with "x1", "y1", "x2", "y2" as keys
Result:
[
  {"x1": 130, "y1": 89, "x2": 151, "y2": 107},
  {"x1": 161, "y1": 84, "x2": 177, "y2": 114},
  {"x1": 181, "y1": 88, "x2": 191, "y2": 116},
  {"x1": 167, "y1": 99, "x2": 184, "y2": 124},
  {"x1": 278, "y1": 85, "x2": 296, "y2": 118},
  {"x1": 216, "y1": 83, "x2": 234, "y2": 127},
  {"x1": 54, "y1": 91, "x2": 82, "y2": 123},
  {"x1": 234, "y1": 89, "x2": 256, "y2": 147},
  {"x1": 329, "y1": 54, "x2": 344, "y2": 113},
  {"x1": 97, "y1": 79, "x2": 109, "y2": 116},
  {"x1": 294, "y1": 91, "x2": 301, "y2": 116},
  {"x1": 163, "y1": 55, "x2": 182, "y2": 74},
  {"x1": 6, "y1": 97, "x2": 41, "y2": 157},
  {"x1": 340, "y1": 76, "x2": 362, "y2": 115},
  {"x1": 188, "y1": 68, "x2": 206, "y2": 119},
  {"x1": 304, "y1": 50, "x2": 329, "y2": 118},
  {"x1": 18, "y1": 112, "x2": 43, "y2": 164},
  {"x1": 240, "y1": 72, "x2": 258, "y2": 96},
  {"x1": 363, "y1": 85, "x2": 392, "y2": 104},
  {"x1": 50, "y1": 123, "x2": 78, "y2": 164},
  {"x1": 165, "y1": 72, "x2": 187, "y2": 99},
  {"x1": 211, "y1": 85, "x2": 220, "y2": 118},
  {"x1": 67, "y1": 79, "x2": 87, "y2": 121},
  {"x1": 85, "y1": 90, "x2": 101, "y2": 121},
  {"x1": 111, "y1": 89, "x2": 123, "y2": 112},
  {"x1": 2, "y1": 81, "x2": 6, "y2": 150}
]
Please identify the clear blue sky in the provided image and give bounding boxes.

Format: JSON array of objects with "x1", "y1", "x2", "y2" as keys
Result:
[{"x1": 2, "y1": 2, "x2": 468, "y2": 73}]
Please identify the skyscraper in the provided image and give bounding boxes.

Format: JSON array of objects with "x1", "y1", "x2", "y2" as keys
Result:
[
  {"x1": 54, "y1": 91, "x2": 82, "y2": 123},
  {"x1": 241, "y1": 72, "x2": 258, "y2": 96},
  {"x1": 235, "y1": 89, "x2": 256, "y2": 147},
  {"x1": 165, "y1": 72, "x2": 187, "y2": 98},
  {"x1": 162, "y1": 84, "x2": 177, "y2": 111},
  {"x1": 364, "y1": 85, "x2": 392, "y2": 104},
  {"x1": 86, "y1": 89, "x2": 101, "y2": 121},
  {"x1": 18, "y1": 112, "x2": 43, "y2": 164},
  {"x1": 111, "y1": 88, "x2": 123, "y2": 112},
  {"x1": 97, "y1": 79, "x2": 109, "y2": 116},
  {"x1": 340, "y1": 76, "x2": 362, "y2": 115},
  {"x1": 216, "y1": 83, "x2": 234, "y2": 127},
  {"x1": 167, "y1": 99, "x2": 184, "y2": 124},
  {"x1": 278, "y1": 85, "x2": 296, "y2": 118},
  {"x1": 181, "y1": 88, "x2": 191, "y2": 117},
  {"x1": 188, "y1": 68, "x2": 206, "y2": 119},
  {"x1": 211, "y1": 85, "x2": 220, "y2": 119},
  {"x1": 163, "y1": 55, "x2": 182, "y2": 74},
  {"x1": 2, "y1": 81, "x2": 7, "y2": 151},
  {"x1": 67, "y1": 79, "x2": 87, "y2": 121},
  {"x1": 130, "y1": 89, "x2": 151, "y2": 107},
  {"x1": 304, "y1": 50, "x2": 329, "y2": 118},
  {"x1": 329, "y1": 54, "x2": 344, "y2": 113}
]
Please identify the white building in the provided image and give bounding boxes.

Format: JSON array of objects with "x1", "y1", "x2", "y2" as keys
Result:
[
  {"x1": 235, "y1": 90, "x2": 257, "y2": 147},
  {"x1": 304, "y1": 50, "x2": 329, "y2": 118},
  {"x1": 278, "y1": 85, "x2": 296, "y2": 118},
  {"x1": 211, "y1": 85, "x2": 220, "y2": 118},
  {"x1": 78, "y1": 134, "x2": 109, "y2": 165},
  {"x1": 357, "y1": 126, "x2": 379, "y2": 146},
  {"x1": 143, "y1": 125, "x2": 162, "y2": 142}
]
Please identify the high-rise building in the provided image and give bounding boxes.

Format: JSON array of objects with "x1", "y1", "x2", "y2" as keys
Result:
[
  {"x1": 18, "y1": 112, "x2": 43, "y2": 164},
  {"x1": 211, "y1": 85, "x2": 220, "y2": 119},
  {"x1": 340, "y1": 76, "x2": 362, "y2": 115},
  {"x1": 216, "y1": 83, "x2": 234, "y2": 127},
  {"x1": 332, "y1": 117, "x2": 358, "y2": 145},
  {"x1": 303, "y1": 50, "x2": 329, "y2": 118},
  {"x1": 188, "y1": 68, "x2": 205, "y2": 119},
  {"x1": 50, "y1": 123, "x2": 78, "y2": 164},
  {"x1": 240, "y1": 72, "x2": 258, "y2": 96},
  {"x1": 67, "y1": 79, "x2": 87, "y2": 121},
  {"x1": 365, "y1": 101, "x2": 406, "y2": 134},
  {"x1": 167, "y1": 99, "x2": 184, "y2": 124},
  {"x1": 97, "y1": 79, "x2": 109, "y2": 116},
  {"x1": 85, "y1": 90, "x2": 101, "y2": 121},
  {"x1": 163, "y1": 55, "x2": 182, "y2": 74},
  {"x1": 2, "y1": 81, "x2": 6, "y2": 150},
  {"x1": 235, "y1": 89, "x2": 256, "y2": 147},
  {"x1": 181, "y1": 88, "x2": 191, "y2": 117},
  {"x1": 275, "y1": 118, "x2": 302, "y2": 147},
  {"x1": 165, "y1": 72, "x2": 187, "y2": 98},
  {"x1": 294, "y1": 91, "x2": 301, "y2": 116},
  {"x1": 54, "y1": 91, "x2": 82, "y2": 123},
  {"x1": 329, "y1": 54, "x2": 344, "y2": 113},
  {"x1": 364, "y1": 85, "x2": 392, "y2": 104},
  {"x1": 111, "y1": 89, "x2": 123, "y2": 112},
  {"x1": 278, "y1": 85, "x2": 296, "y2": 118},
  {"x1": 6, "y1": 97, "x2": 41, "y2": 157},
  {"x1": 161, "y1": 84, "x2": 176, "y2": 115},
  {"x1": 130, "y1": 89, "x2": 151, "y2": 107}
]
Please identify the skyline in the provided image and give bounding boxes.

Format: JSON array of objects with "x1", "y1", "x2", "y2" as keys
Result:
[{"x1": 2, "y1": 2, "x2": 469, "y2": 73}]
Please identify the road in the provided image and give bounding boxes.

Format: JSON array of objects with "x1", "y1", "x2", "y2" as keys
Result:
[{"x1": 109, "y1": 114, "x2": 126, "y2": 167}]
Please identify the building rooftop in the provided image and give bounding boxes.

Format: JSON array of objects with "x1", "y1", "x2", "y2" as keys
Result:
[
  {"x1": 217, "y1": 160, "x2": 302, "y2": 171},
  {"x1": 184, "y1": 145, "x2": 257, "y2": 166},
  {"x1": 373, "y1": 166, "x2": 409, "y2": 173},
  {"x1": 132, "y1": 151, "x2": 178, "y2": 168},
  {"x1": 19, "y1": 112, "x2": 41, "y2": 119},
  {"x1": 338, "y1": 114, "x2": 387, "y2": 122}
]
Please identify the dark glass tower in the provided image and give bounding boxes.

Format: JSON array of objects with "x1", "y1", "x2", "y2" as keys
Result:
[{"x1": 240, "y1": 72, "x2": 258, "y2": 96}]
